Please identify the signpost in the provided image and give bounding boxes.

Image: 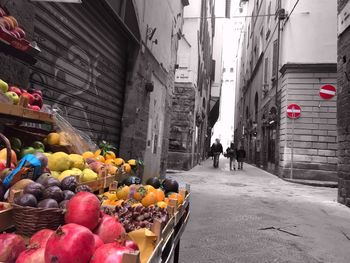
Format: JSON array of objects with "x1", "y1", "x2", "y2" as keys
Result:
[
  {"x1": 287, "y1": 103, "x2": 301, "y2": 179},
  {"x1": 319, "y1": 85, "x2": 336, "y2": 100}
]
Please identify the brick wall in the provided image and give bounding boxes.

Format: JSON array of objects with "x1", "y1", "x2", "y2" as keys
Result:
[
  {"x1": 167, "y1": 83, "x2": 196, "y2": 170},
  {"x1": 279, "y1": 66, "x2": 337, "y2": 181},
  {"x1": 338, "y1": 0, "x2": 350, "y2": 205}
]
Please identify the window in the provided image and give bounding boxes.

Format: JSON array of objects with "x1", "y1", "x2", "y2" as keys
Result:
[
  {"x1": 264, "y1": 57, "x2": 268, "y2": 83},
  {"x1": 272, "y1": 40, "x2": 278, "y2": 79},
  {"x1": 230, "y1": 67, "x2": 234, "y2": 73},
  {"x1": 223, "y1": 68, "x2": 226, "y2": 72}
]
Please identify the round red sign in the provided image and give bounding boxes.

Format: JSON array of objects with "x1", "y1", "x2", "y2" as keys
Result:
[
  {"x1": 319, "y1": 85, "x2": 336, "y2": 100},
  {"x1": 287, "y1": 104, "x2": 301, "y2": 119}
]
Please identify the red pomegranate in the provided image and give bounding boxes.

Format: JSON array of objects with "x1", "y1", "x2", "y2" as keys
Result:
[
  {"x1": 93, "y1": 234, "x2": 104, "y2": 251},
  {"x1": 90, "y1": 244, "x2": 133, "y2": 263},
  {"x1": 29, "y1": 229, "x2": 54, "y2": 247},
  {"x1": 0, "y1": 233, "x2": 26, "y2": 263},
  {"x1": 65, "y1": 191, "x2": 101, "y2": 230},
  {"x1": 94, "y1": 215, "x2": 125, "y2": 244},
  {"x1": 16, "y1": 245, "x2": 45, "y2": 263},
  {"x1": 45, "y1": 223, "x2": 95, "y2": 263}
]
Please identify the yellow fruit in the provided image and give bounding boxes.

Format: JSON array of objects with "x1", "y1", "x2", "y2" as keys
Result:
[
  {"x1": 115, "y1": 158, "x2": 125, "y2": 166},
  {"x1": 43, "y1": 152, "x2": 52, "y2": 157},
  {"x1": 95, "y1": 155, "x2": 105, "y2": 163},
  {"x1": 69, "y1": 154, "x2": 85, "y2": 170},
  {"x1": 105, "y1": 151, "x2": 116, "y2": 160},
  {"x1": 156, "y1": 201, "x2": 167, "y2": 208},
  {"x1": 58, "y1": 169, "x2": 81, "y2": 181},
  {"x1": 107, "y1": 165, "x2": 118, "y2": 175},
  {"x1": 128, "y1": 159, "x2": 137, "y2": 166},
  {"x1": 51, "y1": 171, "x2": 60, "y2": 179},
  {"x1": 82, "y1": 151, "x2": 94, "y2": 159},
  {"x1": 123, "y1": 163, "x2": 131, "y2": 173},
  {"x1": 47, "y1": 133, "x2": 60, "y2": 145},
  {"x1": 81, "y1": 168, "x2": 98, "y2": 182},
  {"x1": 144, "y1": 185, "x2": 156, "y2": 193},
  {"x1": 94, "y1": 149, "x2": 102, "y2": 157},
  {"x1": 116, "y1": 186, "x2": 130, "y2": 200},
  {"x1": 103, "y1": 191, "x2": 118, "y2": 201},
  {"x1": 48, "y1": 152, "x2": 72, "y2": 172},
  {"x1": 141, "y1": 192, "x2": 157, "y2": 207},
  {"x1": 105, "y1": 159, "x2": 116, "y2": 165},
  {"x1": 168, "y1": 193, "x2": 184, "y2": 205}
]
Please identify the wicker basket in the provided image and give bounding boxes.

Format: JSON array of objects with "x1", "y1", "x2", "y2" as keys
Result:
[{"x1": 12, "y1": 204, "x2": 64, "y2": 236}]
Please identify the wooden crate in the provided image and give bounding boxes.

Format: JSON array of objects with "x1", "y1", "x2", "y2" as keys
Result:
[
  {"x1": 79, "y1": 175, "x2": 115, "y2": 194},
  {"x1": 0, "y1": 103, "x2": 54, "y2": 123},
  {"x1": 0, "y1": 202, "x2": 13, "y2": 231}
]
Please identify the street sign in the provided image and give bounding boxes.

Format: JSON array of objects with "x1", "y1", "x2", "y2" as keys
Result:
[
  {"x1": 287, "y1": 104, "x2": 301, "y2": 119},
  {"x1": 319, "y1": 85, "x2": 336, "y2": 100}
]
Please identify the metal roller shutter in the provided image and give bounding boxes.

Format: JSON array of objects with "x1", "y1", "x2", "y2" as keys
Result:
[{"x1": 30, "y1": 0, "x2": 128, "y2": 146}]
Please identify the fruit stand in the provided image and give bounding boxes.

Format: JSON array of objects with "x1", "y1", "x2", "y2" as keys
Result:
[{"x1": 0, "y1": 4, "x2": 191, "y2": 263}]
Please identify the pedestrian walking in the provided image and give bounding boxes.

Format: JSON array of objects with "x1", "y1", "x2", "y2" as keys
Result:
[
  {"x1": 236, "y1": 146, "x2": 246, "y2": 170},
  {"x1": 211, "y1": 138, "x2": 223, "y2": 168},
  {"x1": 225, "y1": 143, "x2": 236, "y2": 171}
]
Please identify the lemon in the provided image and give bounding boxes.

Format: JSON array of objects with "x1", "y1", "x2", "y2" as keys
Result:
[
  {"x1": 48, "y1": 152, "x2": 72, "y2": 172},
  {"x1": 69, "y1": 154, "x2": 85, "y2": 170},
  {"x1": 47, "y1": 133, "x2": 60, "y2": 145}
]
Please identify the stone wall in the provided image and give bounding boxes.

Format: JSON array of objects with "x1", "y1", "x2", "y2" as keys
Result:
[
  {"x1": 168, "y1": 83, "x2": 196, "y2": 170},
  {"x1": 338, "y1": 0, "x2": 350, "y2": 205},
  {"x1": 279, "y1": 64, "x2": 337, "y2": 181}
]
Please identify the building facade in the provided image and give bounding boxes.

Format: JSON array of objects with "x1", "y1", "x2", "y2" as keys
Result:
[
  {"x1": 235, "y1": 0, "x2": 337, "y2": 181},
  {"x1": 168, "y1": 0, "x2": 216, "y2": 170},
  {"x1": 0, "y1": 0, "x2": 188, "y2": 181},
  {"x1": 338, "y1": 0, "x2": 350, "y2": 206}
]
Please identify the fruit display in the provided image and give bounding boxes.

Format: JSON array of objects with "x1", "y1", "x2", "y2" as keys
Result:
[
  {"x1": 0, "y1": 78, "x2": 44, "y2": 110},
  {"x1": 0, "y1": 7, "x2": 27, "y2": 40}
]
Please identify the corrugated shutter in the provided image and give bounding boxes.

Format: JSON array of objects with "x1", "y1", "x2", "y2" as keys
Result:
[{"x1": 30, "y1": 0, "x2": 128, "y2": 146}]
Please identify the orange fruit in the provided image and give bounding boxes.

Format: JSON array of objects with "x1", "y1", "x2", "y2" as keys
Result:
[
  {"x1": 123, "y1": 163, "x2": 131, "y2": 173},
  {"x1": 105, "y1": 159, "x2": 116, "y2": 165},
  {"x1": 141, "y1": 192, "x2": 157, "y2": 207},
  {"x1": 115, "y1": 158, "x2": 125, "y2": 166},
  {"x1": 107, "y1": 165, "x2": 118, "y2": 175},
  {"x1": 134, "y1": 186, "x2": 147, "y2": 201},
  {"x1": 47, "y1": 133, "x2": 60, "y2": 145},
  {"x1": 116, "y1": 186, "x2": 130, "y2": 200},
  {"x1": 82, "y1": 151, "x2": 94, "y2": 159},
  {"x1": 168, "y1": 193, "x2": 184, "y2": 205},
  {"x1": 95, "y1": 155, "x2": 105, "y2": 163},
  {"x1": 144, "y1": 185, "x2": 156, "y2": 194},
  {"x1": 156, "y1": 201, "x2": 167, "y2": 208},
  {"x1": 104, "y1": 151, "x2": 116, "y2": 160},
  {"x1": 154, "y1": 189, "x2": 165, "y2": 202},
  {"x1": 0, "y1": 149, "x2": 17, "y2": 164},
  {"x1": 94, "y1": 149, "x2": 102, "y2": 157},
  {"x1": 128, "y1": 159, "x2": 137, "y2": 166}
]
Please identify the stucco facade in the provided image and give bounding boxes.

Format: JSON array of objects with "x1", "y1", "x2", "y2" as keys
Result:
[{"x1": 235, "y1": 0, "x2": 337, "y2": 181}]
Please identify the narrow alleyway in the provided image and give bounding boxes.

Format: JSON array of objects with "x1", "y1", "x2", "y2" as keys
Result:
[{"x1": 169, "y1": 158, "x2": 350, "y2": 263}]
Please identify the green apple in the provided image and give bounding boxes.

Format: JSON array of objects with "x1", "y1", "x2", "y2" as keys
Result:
[
  {"x1": 0, "y1": 79, "x2": 8, "y2": 93},
  {"x1": 20, "y1": 146, "x2": 36, "y2": 158},
  {"x1": 32, "y1": 141, "x2": 45, "y2": 151},
  {"x1": 5, "y1": 91, "x2": 19, "y2": 105},
  {"x1": 10, "y1": 137, "x2": 22, "y2": 150}
]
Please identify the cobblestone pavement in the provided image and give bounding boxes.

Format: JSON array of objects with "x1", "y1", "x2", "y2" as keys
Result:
[{"x1": 168, "y1": 157, "x2": 350, "y2": 263}]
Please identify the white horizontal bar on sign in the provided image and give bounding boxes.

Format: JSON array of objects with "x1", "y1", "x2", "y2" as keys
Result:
[
  {"x1": 287, "y1": 109, "x2": 301, "y2": 113},
  {"x1": 320, "y1": 90, "x2": 336, "y2": 95}
]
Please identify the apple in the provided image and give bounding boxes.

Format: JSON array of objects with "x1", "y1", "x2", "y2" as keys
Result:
[
  {"x1": 13, "y1": 27, "x2": 25, "y2": 39},
  {"x1": 21, "y1": 92, "x2": 34, "y2": 104},
  {"x1": 8, "y1": 86, "x2": 22, "y2": 96},
  {"x1": 31, "y1": 93, "x2": 43, "y2": 108},
  {"x1": 30, "y1": 105, "x2": 40, "y2": 111},
  {"x1": 5, "y1": 91, "x2": 19, "y2": 104},
  {"x1": 0, "y1": 79, "x2": 8, "y2": 93},
  {"x1": 0, "y1": 160, "x2": 5, "y2": 171},
  {"x1": 28, "y1": 88, "x2": 42, "y2": 97}
]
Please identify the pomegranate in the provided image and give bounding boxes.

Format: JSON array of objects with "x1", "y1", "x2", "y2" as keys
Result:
[
  {"x1": 45, "y1": 223, "x2": 95, "y2": 263},
  {"x1": 16, "y1": 245, "x2": 45, "y2": 263},
  {"x1": 90, "y1": 244, "x2": 133, "y2": 263},
  {"x1": 94, "y1": 215, "x2": 125, "y2": 243},
  {"x1": 125, "y1": 240, "x2": 139, "y2": 251},
  {"x1": 93, "y1": 234, "x2": 104, "y2": 251},
  {"x1": 0, "y1": 233, "x2": 26, "y2": 263},
  {"x1": 29, "y1": 229, "x2": 54, "y2": 247},
  {"x1": 65, "y1": 191, "x2": 101, "y2": 230}
]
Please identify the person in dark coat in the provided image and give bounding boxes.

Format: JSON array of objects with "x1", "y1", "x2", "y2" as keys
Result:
[
  {"x1": 236, "y1": 146, "x2": 246, "y2": 170},
  {"x1": 211, "y1": 138, "x2": 223, "y2": 168},
  {"x1": 226, "y1": 142, "x2": 236, "y2": 171}
]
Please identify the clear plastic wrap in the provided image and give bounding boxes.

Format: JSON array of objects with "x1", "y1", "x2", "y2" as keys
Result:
[{"x1": 52, "y1": 108, "x2": 98, "y2": 154}]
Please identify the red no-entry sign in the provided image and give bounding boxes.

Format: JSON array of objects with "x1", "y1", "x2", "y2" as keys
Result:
[
  {"x1": 287, "y1": 104, "x2": 301, "y2": 119},
  {"x1": 319, "y1": 85, "x2": 336, "y2": 100}
]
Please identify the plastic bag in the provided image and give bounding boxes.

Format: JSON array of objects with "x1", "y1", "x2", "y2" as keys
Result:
[{"x1": 52, "y1": 108, "x2": 98, "y2": 154}]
